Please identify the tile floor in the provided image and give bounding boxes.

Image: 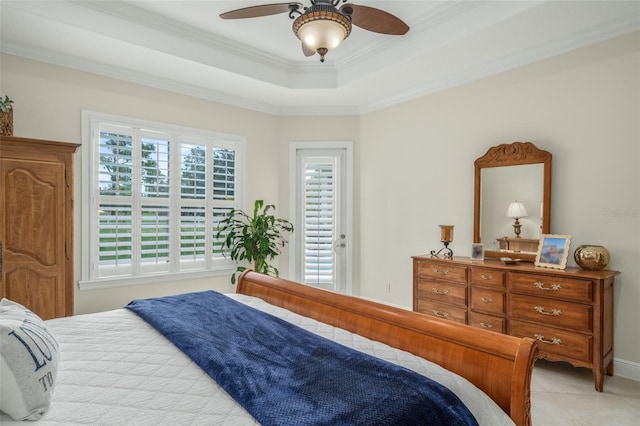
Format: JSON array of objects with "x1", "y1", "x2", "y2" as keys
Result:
[{"x1": 530, "y1": 360, "x2": 640, "y2": 425}]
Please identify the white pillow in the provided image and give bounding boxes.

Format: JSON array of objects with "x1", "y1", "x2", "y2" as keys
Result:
[{"x1": 0, "y1": 298, "x2": 59, "y2": 420}]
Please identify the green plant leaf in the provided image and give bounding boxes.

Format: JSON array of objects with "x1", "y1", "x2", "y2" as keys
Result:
[{"x1": 215, "y1": 199, "x2": 293, "y2": 284}]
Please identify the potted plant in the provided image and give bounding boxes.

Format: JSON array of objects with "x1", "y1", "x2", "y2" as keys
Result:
[
  {"x1": 216, "y1": 199, "x2": 294, "y2": 284},
  {"x1": 0, "y1": 95, "x2": 14, "y2": 136}
]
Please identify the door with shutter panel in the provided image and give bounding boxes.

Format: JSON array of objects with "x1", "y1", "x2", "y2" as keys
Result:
[{"x1": 291, "y1": 144, "x2": 352, "y2": 294}]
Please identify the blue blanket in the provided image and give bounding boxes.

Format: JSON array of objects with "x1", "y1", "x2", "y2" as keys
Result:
[{"x1": 126, "y1": 291, "x2": 478, "y2": 426}]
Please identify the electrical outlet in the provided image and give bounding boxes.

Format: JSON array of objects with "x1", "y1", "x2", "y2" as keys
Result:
[{"x1": 384, "y1": 283, "x2": 391, "y2": 293}]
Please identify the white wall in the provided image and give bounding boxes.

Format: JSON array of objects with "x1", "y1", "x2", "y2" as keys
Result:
[
  {"x1": 1, "y1": 55, "x2": 282, "y2": 312},
  {"x1": 1, "y1": 30, "x2": 638, "y2": 366},
  {"x1": 358, "y1": 32, "x2": 640, "y2": 365}
]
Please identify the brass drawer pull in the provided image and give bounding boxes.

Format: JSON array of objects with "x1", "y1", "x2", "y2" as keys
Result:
[
  {"x1": 480, "y1": 297, "x2": 493, "y2": 303},
  {"x1": 534, "y1": 333, "x2": 563, "y2": 345},
  {"x1": 432, "y1": 287, "x2": 450, "y2": 295},
  {"x1": 432, "y1": 310, "x2": 449, "y2": 318},
  {"x1": 534, "y1": 281, "x2": 562, "y2": 291},
  {"x1": 432, "y1": 267, "x2": 450, "y2": 275},
  {"x1": 480, "y1": 274, "x2": 493, "y2": 280},
  {"x1": 534, "y1": 306, "x2": 562, "y2": 316},
  {"x1": 480, "y1": 322, "x2": 493, "y2": 329}
]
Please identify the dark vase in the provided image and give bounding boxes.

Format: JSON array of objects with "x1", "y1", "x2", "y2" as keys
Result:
[
  {"x1": 573, "y1": 245, "x2": 610, "y2": 270},
  {"x1": 0, "y1": 108, "x2": 13, "y2": 136}
]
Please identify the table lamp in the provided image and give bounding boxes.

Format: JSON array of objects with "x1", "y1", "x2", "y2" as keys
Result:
[{"x1": 507, "y1": 201, "x2": 528, "y2": 238}]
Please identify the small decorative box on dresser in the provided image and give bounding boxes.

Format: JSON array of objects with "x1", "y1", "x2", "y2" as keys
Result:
[{"x1": 413, "y1": 255, "x2": 620, "y2": 392}]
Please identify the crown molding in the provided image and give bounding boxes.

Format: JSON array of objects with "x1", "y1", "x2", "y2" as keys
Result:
[
  {"x1": 0, "y1": 40, "x2": 361, "y2": 116},
  {"x1": 75, "y1": 0, "x2": 290, "y2": 69},
  {"x1": 359, "y1": 13, "x2": 640, "y2": 114},
  {"x1": 0, "y1": 41, "x2": 279, "y2": 115}
]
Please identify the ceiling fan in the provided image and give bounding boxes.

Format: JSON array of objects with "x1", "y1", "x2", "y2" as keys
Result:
[{"x1": 220, "y1": 0, "x2": 410, "y2": 62}]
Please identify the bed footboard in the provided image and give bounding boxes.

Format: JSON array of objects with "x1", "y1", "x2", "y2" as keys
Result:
[{"x1": 237, "y1": 271, "x2": 537, "y2": 426}]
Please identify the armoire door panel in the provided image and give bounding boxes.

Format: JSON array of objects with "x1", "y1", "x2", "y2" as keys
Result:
[
  {"x1": 4, "y1": 268, "x2": 60, "y2": 320},
  {"x1": 4, "y1": 160, "x2": 64, "y2": 266}
]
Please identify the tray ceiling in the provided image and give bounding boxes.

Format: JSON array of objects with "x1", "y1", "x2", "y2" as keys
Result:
[{"x1": 1, "y1": 1, "x2": 638, "y2": 115}]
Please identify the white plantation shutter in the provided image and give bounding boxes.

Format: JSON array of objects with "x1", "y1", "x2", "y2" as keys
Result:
[
  {"x1": 213, "y1": 148, "x2": 236, "y2": 200},
  {"x1": 139, "y1": 134, "x2": 171, "y2": 273},
  {"x1": 180, "y1": 206, "x2": 206, "y2": 263},
  {"x1": 212, "y1": 148, "x2": 236, "y2": 255},
  {"x1": 140, "y1": 205, "x2": 170, "y2": 265},
  {"x1": 141, "y1": 136, "x2": 170, "y2": 197},
  {"x1": 96, "y1": 128, "x2": 174, "y2": 276},
  {"x1": 83, "y1": 112, "x2": 244, "y2": 287},
  {"x1": 180, "y1": 143, "x2": 207, "y2": 268},
  {"x1": 98, "y1": 204, "x2": 132, "y2": 269},
  {"x1": 97, "y1": 127, "x2": 135, "y2": 275},
  {"x1": 303, "y1": 159, "x2": 336, "y2": 285}
]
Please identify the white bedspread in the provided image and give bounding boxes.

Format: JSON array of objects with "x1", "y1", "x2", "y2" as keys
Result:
[{"x1": 0, "y1": 294, "x2": 513, "y2": 425}]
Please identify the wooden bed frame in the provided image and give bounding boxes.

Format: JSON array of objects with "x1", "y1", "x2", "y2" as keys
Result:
[{"x1": 237, "y1": 271, "x2": 538, "y2": 426}]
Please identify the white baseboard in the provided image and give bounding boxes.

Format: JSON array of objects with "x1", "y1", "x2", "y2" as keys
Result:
[{"x1": 614, "y1": 358, "x2": 640, "y2": 381}]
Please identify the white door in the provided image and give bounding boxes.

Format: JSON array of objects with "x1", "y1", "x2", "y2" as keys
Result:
[{"x1": 290, "y1": 142, "x2": 352, "y2": 294}]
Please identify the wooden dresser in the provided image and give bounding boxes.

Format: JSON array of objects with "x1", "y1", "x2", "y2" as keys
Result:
[
  {"x1": 1, "y1": 136, "x2": 80, "y2": 319},
  {"x1": 413, "y1": 255, "x2": 620, "y2": 391}
]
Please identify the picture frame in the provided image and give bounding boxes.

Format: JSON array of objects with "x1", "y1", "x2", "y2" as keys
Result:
[
  {"x1": 471, "y1": 243, "x2": 484, "y2": 261},
  {"x1": 535, "y1": 234, "x2": 571, "y2": 269}
]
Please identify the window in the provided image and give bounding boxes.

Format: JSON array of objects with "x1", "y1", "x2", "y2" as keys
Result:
[{"x1": 81, "y1": 111, "x2": 244, "y2": 289}]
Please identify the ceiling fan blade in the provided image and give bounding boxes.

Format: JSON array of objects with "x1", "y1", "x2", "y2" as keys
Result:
[
  {"x1": 340, "y1": 4, "x2": 409, "y2": 35},
  {"x1": 220, "y1": 2, "x2": 302, "y2": 19},
  {"x1": 302, "y1": 43, "x2": 315, "y2": 57}
]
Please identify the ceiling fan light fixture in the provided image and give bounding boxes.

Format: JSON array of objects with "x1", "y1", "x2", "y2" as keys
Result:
[{"x1": 293, "y1": 10, "x2": 352, "y2": 62}]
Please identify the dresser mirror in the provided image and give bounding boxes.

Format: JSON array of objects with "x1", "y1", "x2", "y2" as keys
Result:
[{"x1": 473, "y1": 142, "x2": 552, "y2": 262}]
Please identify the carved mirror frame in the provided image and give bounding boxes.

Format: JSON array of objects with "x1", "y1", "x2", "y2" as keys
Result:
[{"x1": 474, "y1": 142, "x2": 552, "y2": 262}]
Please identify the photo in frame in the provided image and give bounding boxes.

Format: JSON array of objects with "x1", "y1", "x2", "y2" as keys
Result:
[
  {"x1": 471, "y1": 243, "x2": 484, "y2": 261},
  {"x1": 535, "y1": 234, "x2": 571, "y2": 269}
]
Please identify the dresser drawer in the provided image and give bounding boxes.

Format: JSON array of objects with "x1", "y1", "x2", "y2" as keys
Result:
[
  {"x1": 415, "y1": 261, "x2": 467, "y2": 284},
  {"x1": 470, "y1": 288, "x2": 505, "y2": 315},
  {"x1": 470, "y1": 268, "x2": 505, "y2": 288},
  {"x1": 510, "y1": 320, "x2": 592, "y2": 362},
  {"x1": 416, "y1": 299, "x2": 467, "y2": 324},
  {"x1": 416, "y1": 280, "x2": 467, "y2": 306},
  {"x1": 510, "y1": 273, "x2": 593, "y2": 303},
  {"x1": 509, "y1": 294, "x2": 592, "y2": 332},
  {"x1": 469, "y1": 311, "x2": 506, "y2": 333}
]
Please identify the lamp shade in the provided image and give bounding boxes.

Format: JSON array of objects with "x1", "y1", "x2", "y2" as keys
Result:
[
  {"x1": 507, "y1": 202, "x2": 528, "y2": 219},
  {"x1": 298, "y1": 19, "x2": 347, "y2": 51},
  {"x1": 293, "y1": 10, "x2": 352, "y2": 61}
]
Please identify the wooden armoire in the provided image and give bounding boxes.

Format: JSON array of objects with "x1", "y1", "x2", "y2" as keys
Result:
[{"x1": 0, "y1": 136, "x2": 80, "y2": 319}]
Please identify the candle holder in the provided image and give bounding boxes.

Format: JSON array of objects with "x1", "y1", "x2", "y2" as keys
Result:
[{"x1": 430, "y1": 225, "x2": 454, "y2": 259}]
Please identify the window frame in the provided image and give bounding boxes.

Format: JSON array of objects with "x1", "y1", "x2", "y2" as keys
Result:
[{"x1": 79, "y1": 111, "x2": 245, "y2": 290}]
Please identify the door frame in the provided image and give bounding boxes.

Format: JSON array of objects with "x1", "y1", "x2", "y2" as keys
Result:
[{"x1": 289, "y1": 141, "x2": 353, "y2": 295}]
